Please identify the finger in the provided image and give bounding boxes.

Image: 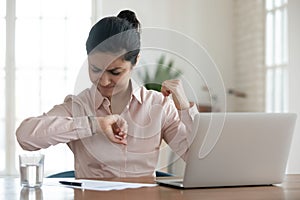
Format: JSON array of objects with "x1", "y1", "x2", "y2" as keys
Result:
[
  {"x1": 114, "y1": 134, "x2": 123, "y2": 140},
  {"x1": 161, "y1": 86, "x2": 171, "y2": 96},
  {"x1": 162, "y1": 90, "x2": 171, "y2": 97},
  {"x1": 112, "y1": 115, "x2": 128, "y2": 133},
  {"x1": 112, "y1": 136, "x2": 127, "y2": 145},
  {"x1": 112, "y1": 122, "x2": 120, "y2": 134},
  {"x1": 108, "y1": 115, "x2": 128, "y2": 145},
  {"x1": 114, "y1": 131, "x2": 127, "y2": 138},
  {"x1": 118, "y1": 131, "x2": 126, "y2": 136},
  {"x1": 119, "y1": 139, "x2": 127, "y2": 145}
]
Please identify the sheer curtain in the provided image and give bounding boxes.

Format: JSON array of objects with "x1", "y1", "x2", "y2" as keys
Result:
[{"x1": 1, "y1": 0, "x2": 101, "y2": 176}]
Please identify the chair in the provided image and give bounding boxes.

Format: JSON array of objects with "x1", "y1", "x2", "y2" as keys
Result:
[
  {"x1": 47, "y1": 170, "x2": 173, "y2": 178},
  {"x1": 47, "y1": 170, "x2": 75, "y2": 178},
  {"x1": 155, "y1": 171, "x2": 173, "y2": 177}
]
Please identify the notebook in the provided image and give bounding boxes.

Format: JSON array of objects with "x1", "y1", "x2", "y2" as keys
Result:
[{"x1": 156, "y1": 112, "x2": 297, "y2": 188}]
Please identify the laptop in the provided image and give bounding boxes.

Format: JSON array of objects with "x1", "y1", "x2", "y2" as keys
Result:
[{"x1": 156, "y1": 112, "x2": 297, "y2": 188}]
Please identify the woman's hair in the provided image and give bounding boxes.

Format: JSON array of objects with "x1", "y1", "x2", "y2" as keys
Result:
[{"x1": 86, "y1": 10, "x2": 141, "y2": 65}]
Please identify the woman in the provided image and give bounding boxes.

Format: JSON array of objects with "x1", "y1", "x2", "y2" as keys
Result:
[{"x1": 16, "y1": 10, "x2": 198, "y2": 178}]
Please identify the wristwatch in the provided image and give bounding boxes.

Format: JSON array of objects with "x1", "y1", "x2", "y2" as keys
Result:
[{"x1": 88, "y1": 116, "x2": 98, "y2": 135}]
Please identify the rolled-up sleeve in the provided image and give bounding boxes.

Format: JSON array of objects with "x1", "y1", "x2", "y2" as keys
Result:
[
  {"x1": 16, "y1": 115, "x2": 92, "y2": 151},
  {"x1": 162, "y1": 100, "x2": 198, "y2": 160}
]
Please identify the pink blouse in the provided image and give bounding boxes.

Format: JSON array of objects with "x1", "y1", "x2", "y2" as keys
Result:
[{"x1": 16, "y1": 80, "x2": 198, "y2": 178}]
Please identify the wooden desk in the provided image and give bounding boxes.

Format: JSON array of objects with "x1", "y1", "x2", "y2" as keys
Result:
[{"x1": 1, "y1": 175, "x2": 300, "y2": 200}]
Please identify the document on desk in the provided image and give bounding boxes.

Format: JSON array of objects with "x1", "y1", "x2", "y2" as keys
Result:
[{"x1": 44, "y1": 178, "x2": 157, "y2": 191}]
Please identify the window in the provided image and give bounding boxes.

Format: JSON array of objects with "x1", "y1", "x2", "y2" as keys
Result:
[
  {"x1": 265, "y1": 0, "x2": 288, "y2": 112},
  {"x1": 1, "y1": 0, "x2": 96, "y2": 175}
]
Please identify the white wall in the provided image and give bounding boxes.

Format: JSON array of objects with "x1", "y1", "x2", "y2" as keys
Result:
[
  {"x1": 287, "y1": 0, "x2": 300, "y2": 174},
  {"x1": 100, "y1": 0, "x2": 234, "y2": 111}
]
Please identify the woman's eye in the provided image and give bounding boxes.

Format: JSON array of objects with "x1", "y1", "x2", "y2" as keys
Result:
[
  {"x1": 91, "y1": 66, "x2": 102, "y2": 73},
  {"x1": 110, "y1": 71, "x2": 121, "y2": 76},
  {"x1": 107, "y1": 68, "x2": 123, "y2": 76}
]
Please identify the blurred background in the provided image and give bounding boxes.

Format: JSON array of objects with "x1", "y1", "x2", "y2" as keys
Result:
[{"x1": 1, "y1": 0, "x2": 300, "y2": 176}]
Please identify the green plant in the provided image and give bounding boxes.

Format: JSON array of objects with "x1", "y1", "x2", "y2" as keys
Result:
[{"x1": 141, "y1": 55, "x2": 182, "y2": 91}]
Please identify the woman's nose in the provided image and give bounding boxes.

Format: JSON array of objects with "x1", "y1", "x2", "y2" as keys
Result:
[{"x1": 99, "y1": 72, "x2": 111, "y2": 86}]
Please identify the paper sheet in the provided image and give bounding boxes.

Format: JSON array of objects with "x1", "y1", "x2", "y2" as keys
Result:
[{"x1": 44, "y1": 178, "x2": 157, "y2": 191}]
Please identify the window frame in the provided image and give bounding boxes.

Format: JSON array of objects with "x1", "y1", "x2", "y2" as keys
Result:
[{"x1": 265, "y1": 0, "x2": 288, "y2": 113}]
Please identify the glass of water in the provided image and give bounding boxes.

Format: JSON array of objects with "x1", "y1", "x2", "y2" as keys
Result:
[{"x1": 19, "y1": 153, "x2": 45, "y2": 187}]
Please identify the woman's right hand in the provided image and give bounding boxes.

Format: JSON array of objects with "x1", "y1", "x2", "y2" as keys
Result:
[{"x1": 97, "y1": 115, "x2": 128, "y2": 145}]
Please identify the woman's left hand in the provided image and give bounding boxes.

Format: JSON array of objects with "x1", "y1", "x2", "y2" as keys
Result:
[
  {"x1": 161, "y1": 79, "x2": 190, "y2": 110},
  {"x1": 97, "y1": 115, "x2": 128, "y2": 145}
]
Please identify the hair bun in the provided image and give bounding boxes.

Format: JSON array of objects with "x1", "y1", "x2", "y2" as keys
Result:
[{"x1": 117, "y1": 10, "x2": 140, "y2": 31}]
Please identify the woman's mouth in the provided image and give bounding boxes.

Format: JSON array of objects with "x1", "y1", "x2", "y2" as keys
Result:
[{"x1": 98, "y1": 85, "x2": 116, "y2": 94}]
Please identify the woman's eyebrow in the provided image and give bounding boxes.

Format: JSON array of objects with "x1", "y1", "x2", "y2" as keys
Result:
[
  {"x1": 91, "y1": 64, "x2": 102, "y2": 69},
  {"x1": 90, "y1": 64, "x2": 124, "y2": 72}
]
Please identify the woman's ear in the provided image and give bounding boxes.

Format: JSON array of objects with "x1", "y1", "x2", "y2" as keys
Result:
[
  {"x1": 132, "y1": 54, "x2": 140, "y2": 69},
  {"x1": 136, "y1": 54, "x2": 140, "y2": 63}
]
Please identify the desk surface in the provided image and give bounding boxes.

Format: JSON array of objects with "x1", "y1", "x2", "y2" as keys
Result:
[{"x1": 1, "y1": 175, "x2": 300, "y2": 200}]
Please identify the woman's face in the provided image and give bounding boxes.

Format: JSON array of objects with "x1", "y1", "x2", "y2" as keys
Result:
[{"x1": 88, "y1": 52, "x2": 133, "y2": 98}]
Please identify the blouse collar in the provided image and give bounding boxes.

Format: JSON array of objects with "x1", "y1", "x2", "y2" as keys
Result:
[{"x1": 92, "y1": 79, "x2": 143, "y2": 110}]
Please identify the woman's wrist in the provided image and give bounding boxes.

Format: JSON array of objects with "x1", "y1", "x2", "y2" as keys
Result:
[{"x1": 173, "y1": 95, "x2": 190, "y2": 110}]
